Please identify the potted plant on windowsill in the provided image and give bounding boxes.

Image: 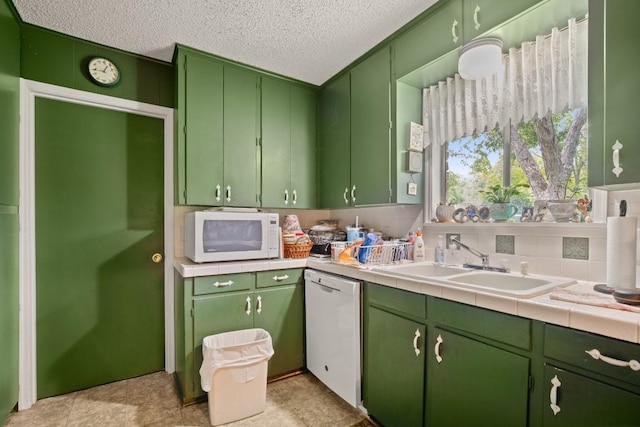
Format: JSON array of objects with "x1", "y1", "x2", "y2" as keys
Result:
[{"x1": 480, "y1": 184, "x2": 529, "y2": 221}]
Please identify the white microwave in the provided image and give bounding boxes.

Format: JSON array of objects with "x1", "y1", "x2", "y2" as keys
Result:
[{"x1": 184, "y1": 210, "x2": 280, "y2": 263}]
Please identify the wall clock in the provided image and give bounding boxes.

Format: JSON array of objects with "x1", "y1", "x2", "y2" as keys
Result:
[{"x1": 87, "y1": 57, "x2": 121, "y2": 87}]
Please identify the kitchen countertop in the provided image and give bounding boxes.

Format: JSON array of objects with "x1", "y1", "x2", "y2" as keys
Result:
[{"x1": 174, "y1": 256, "x2": 640, "y2": 345}]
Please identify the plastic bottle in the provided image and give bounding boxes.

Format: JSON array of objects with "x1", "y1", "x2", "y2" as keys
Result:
[
  {"x1": 407, "y1": 232, "x2": 415, "y2": 260},
  {"x1": 434, "y1": 235, "x2": 445, "y2": 265},
  {"x1": 413, "y1": 229, "x2": 425, "y2": 262}
]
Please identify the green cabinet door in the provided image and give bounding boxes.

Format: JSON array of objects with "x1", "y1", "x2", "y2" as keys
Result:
[
  {"x1": 0, "y1": 212, "x2": 19, "y2": 421},
  {"x1": 261, "y1": 77, "x2": 292, "y2": 208},
  {"x1": 364, "y1": 306, "x2": 426, "y2": 427},
  {"x1": 542, "y1": 365, "x2": 640, "y2": 426},
  {"x1": 254, "y1": 285, "x2": 304, "y2": 378},
  {"x1": 192, "y1": 291, "x2": 254, "y2": 399},
  {"x1": 290, "y1": 84, "x2": 317, "y2": 209},
  {"x1": 184, "y1": 54, "x2": 224, "y2": 206},
  {"x1": 394, "y1": 0, "x2": 462, "y2": 78},
  {"x1": 462, "y1": 0, "x2": 541, "y2": 42},
  {"x1": 318, "y1": 73, "x2": 351, "y2": 208},
  {"x1": 351, "y1": 47, "x2": 392, "y2": 206},
  {"x1": 224, "y1": 66, "x2": 259, "y2": 206},
  {"x1": 426, "y1": 328, "x2": 530, "y2": 427},
  {"x1": 588, "y1": 0, "x2": 640, "y2": 187}
]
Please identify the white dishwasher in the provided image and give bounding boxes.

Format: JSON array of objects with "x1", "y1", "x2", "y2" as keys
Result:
[{"x1": 304, "y1": 269, "x2": 361, "y2": 407}]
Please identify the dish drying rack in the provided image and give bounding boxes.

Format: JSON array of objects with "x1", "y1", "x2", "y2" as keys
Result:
[{"x1": 331, "y1": 241, "x2": 410, "y2": 266}]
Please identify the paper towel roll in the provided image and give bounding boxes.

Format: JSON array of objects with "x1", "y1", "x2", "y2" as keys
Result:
[{"x1": 606, "y1": 216, "x2": 637, "y2": 289}]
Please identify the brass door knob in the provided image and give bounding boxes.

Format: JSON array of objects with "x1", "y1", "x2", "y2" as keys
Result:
[{"x1": 151, "y1": 253, "x2": 163, "y2": 263}]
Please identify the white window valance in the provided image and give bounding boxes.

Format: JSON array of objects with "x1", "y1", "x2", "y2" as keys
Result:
[{"x1": 422, "y1": 17, "x2": 588, "y2": 147}]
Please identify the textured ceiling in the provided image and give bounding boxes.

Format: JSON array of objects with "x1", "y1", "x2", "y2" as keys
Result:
[{"x1": 11, "y1": 0, "x2": 439, "y2": 85}]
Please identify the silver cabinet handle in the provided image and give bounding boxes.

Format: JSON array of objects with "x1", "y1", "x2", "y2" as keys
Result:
[
  {"x1": 245, "y1": 296, "x2": 251, "y2": 315},
  {"x1": 343, "y1": 187, "x2": 349, "y2": 205},
  {"x1": 215, "y1": 184, "x2": 221, "y2": 202},
  {"x1": 292, "y1": 189, "x2": 297, "y2": 205},
  {"x1": 272, "y1": 274, "x2": 289, "y2": 282},
  {"x1": 226, "y1": 185, "x2": 231, "y2": 202},
  {"x1": 413, "y1": 329, "x2": 421, "y2": 357},
  {"x1": 473, "y1": 5, "x2": 481, "y2": 30},
  {"x1": 585, "y1": 348, "x2": 640, "y2": 371},
  {"x1": 256, "y1": 295, "x2": 262, "y2": 314},
  {"x1": 351, "y1": 185, "x2": 356, "y2": 203},
  {"x1": 451, "y1": 19, "x2": 459, "y2": 43},
  {"x1": 612, "y1": 140, "x2": 623, "y2": 177},
  {"x1": 434, "y1": 334, "x2": 443, "y2": 363},
  {"x1": 550, "y1": 375, "x2": 561, "y2": 415},
  {"x1": 284, "y1": 189, "x2": 289, "y2": 205},
  {"x1": 213, "y1": 280, "x2": 233, "y2": 288}
]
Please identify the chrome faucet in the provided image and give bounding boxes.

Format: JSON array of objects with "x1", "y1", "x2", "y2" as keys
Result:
[{"x1": 449, "y1": 237, "x2": 509, "y2": 273}]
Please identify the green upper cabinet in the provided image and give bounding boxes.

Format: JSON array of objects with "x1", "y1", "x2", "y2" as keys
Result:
[
  {"x1": 588, "y1": 0, "x2": 640, "y2": 188},
  {"x1": 351, "y1": 47, "x2": 392, "y2": 206},
  {"x1": 318, "y1": 73, "x2": 352, "y2": 208},
  {"x1": 461, "y1": 0, "x2": 541, "y2": 43},
  {"x1": 176, "y1": 47, "x2": 259, "y2": 206},
  {"x1": 262, "y1": 78, "x2": 317, "y2": 208},
  {"x1": 394, "y1": 0, "x2": 463, "y2": 79},
  {"x1": 0, "y1": 1, "x2": 20, "y2": 207}
]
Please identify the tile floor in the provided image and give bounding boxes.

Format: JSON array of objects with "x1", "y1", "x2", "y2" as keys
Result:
[{"x1": 4, "y1": 372, "x2": 373, "y2": 427}]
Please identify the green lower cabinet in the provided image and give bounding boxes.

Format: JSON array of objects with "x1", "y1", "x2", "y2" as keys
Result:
[
  {"x1": 175, "y1": 270, "x2": 304, "y2": 403},
  {"x1": 364, "y1": 306, "x2": 426, "y2": 427},
  {"x1": 542, "y1": 365, "x2": 640, "y2": 426},
  {"x1": 426, "y1": 328, "x2": 530, "y2": 427}
]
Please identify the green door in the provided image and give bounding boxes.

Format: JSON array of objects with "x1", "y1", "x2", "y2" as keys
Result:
[
  {"x1": 254, "y1": 286, "x2": 304, "y2": 378},
  {"x1": 261, "y1": 77, "x2": 291, "y2": 208},
  {"x1": 185, "y1": 54, "x2": 224, "y2": 206},
  {"x1": 193, "y1": 291, "x2": 254, "y2": 397},
  {"x1": 35, "y1": 98, "x2": 165, "y2": 398},
  {"x1": 351, "y1": 47, "x2": 392, "y2": 206},
  {"x1": 224, "y1": 66, "x2": 259, "y2": 207},
  {"x1": 542, "y1": 365, "x2": 640, "y2": 426},
  {"x1": 318, "y1": 73, "x2": 351, "y2": 208},
  {"x1": 364, "y1": 306, "x2": 425, "y2": 427},
  {"x1": 290, "y1": 84, "x2": 317, "y2": 209},
  {"x1": 426, "y1": 328, "x2": 530, "y2": 427}
]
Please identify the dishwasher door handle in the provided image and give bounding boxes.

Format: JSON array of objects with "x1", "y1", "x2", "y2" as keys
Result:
[{"x1": 317, "y1": 283, "x2": 340, "y2": 293}]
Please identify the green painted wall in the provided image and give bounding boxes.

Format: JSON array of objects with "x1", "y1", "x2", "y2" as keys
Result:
[
  {"x1": 21, "y1": 25, "x2": 174, "y2": 108},
  {"x1": 0, "y1": 0, "x2": 20, "y2": 423}
]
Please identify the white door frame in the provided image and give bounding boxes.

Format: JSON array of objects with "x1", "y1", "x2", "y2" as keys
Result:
[{"x1": 18, "y1": 79, "x2": 175, "y2": 410}]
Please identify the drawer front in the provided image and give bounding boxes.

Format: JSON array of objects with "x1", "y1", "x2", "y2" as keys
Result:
[
  {"x1": 366, "y1": 282, "x2": 427, "y2": 320},
  {"x1": 428, "y1": 297, "x2": 531, "y2": 350},
  {"x1": 544, "y1": 324, "x2": 640, "y2": 387},
  {"x1": 193, "y1": 273, "x2": 255, "y2": 295},
  {"x1": 256, "y1": 268, "x2": 303, "y2": 288}
]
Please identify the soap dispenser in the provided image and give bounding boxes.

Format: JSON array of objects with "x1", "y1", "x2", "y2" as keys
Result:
[{"x1": 413, "y1": 229, "x2": 425, "y2": 262}]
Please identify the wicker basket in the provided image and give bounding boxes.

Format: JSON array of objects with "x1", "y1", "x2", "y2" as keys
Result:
[{"x1": 283, "y1": 235, "x2": 313, "y2": 259}]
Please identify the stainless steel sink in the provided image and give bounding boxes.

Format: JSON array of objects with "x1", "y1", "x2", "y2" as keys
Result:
[
  {"x1": 444, "y1": 271, "x2": 576, "y2": 297},
  {"x1": 372, "y1": 262, "x2": 576, "y2": 298}
]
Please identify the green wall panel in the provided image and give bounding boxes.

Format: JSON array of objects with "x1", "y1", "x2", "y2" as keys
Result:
[{"x1": 21, "y1": 25, "x2": 174, "y2": 108}]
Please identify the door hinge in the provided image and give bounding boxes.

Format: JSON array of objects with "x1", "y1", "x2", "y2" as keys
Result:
[
  {"x1": 190, "y1": 307, "x2": 194, "y2": 318},
  {"x1": 257, "y1": 193, "x2": 262, "y2": 203},
  {"x1": 257, "y1": 137, "x2": 262, "y2": 147},
  {"x1": 183, "y1": 125, "x2": 187, "y2": 135},
  {"x1": 389, "y1": 120, "x2": 393, "y2": 130},
  {"x1": 528, "y1": 375, "x2": 533, "y2": 390},
  {"x1": 183, "y1": 189, "x2": 187, "y2": 200}
]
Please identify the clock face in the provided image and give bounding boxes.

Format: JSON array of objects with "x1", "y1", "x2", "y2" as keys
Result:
[{"x1": 88, "y1": 57, "x2": 120, "y2": 87}]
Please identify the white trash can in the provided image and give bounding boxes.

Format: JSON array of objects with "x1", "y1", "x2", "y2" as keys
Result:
[{"x1": 199, "y1": 328, "x2": 274, "y2": 426}]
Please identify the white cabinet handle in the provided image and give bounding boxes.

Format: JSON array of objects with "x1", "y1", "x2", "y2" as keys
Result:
[
  {"x1": 549, "y1": 375, "x2": 561, "y2": 415},
  {"x1": 215, "y1": 184, "x2": 221, "y2": 202},
  {"x1": 284, "y1": 189, "x2": 289, "y2": 205},
  {"x1": 213, "y1": 280, "x2": 233, "y2": 288},
  {"x1": 272, "y1": 274, "x2": 289, "y2": 281},
  {"x1": 292, "y1": 190, "x2": 297, "y2": 205},
  {"x1": 256, "y1": 295, "x2": 262, "y2": 314},
  {"x1": 451, "y1": 19, "x2": 459, "y2": 43},
  {"x1": 351, "y1": 185, "x2": 356, "y2": 203},
  {"x1": 226, "y1": 185, "x2": 231, "y2": 202},
  {"x1": 585, "y1": 349, "x2": 640, "y2": 371},
  {"x1": 612, "y1": 140, "x2": 623, "y2": 177},
  {"x1": 343, "y1": 187, "x2": 349, "y2": 205},
  {"x1": 473, "y1": 5, "x2": 481, "y2": 30},
  {"x1": 413, "y1": 329, "x2": 421, "y2": 357},
  {"x1": 434, "y1": 334, "x2": 443, "y2": 363},
  {"x1": 245, "y1": 296, "x2": 251, "y2": 315}
]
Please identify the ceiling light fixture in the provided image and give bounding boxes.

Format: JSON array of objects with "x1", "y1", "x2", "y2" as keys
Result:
[{"x1": 458, "y1": 37, "x2": 503, "y2": 80}]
